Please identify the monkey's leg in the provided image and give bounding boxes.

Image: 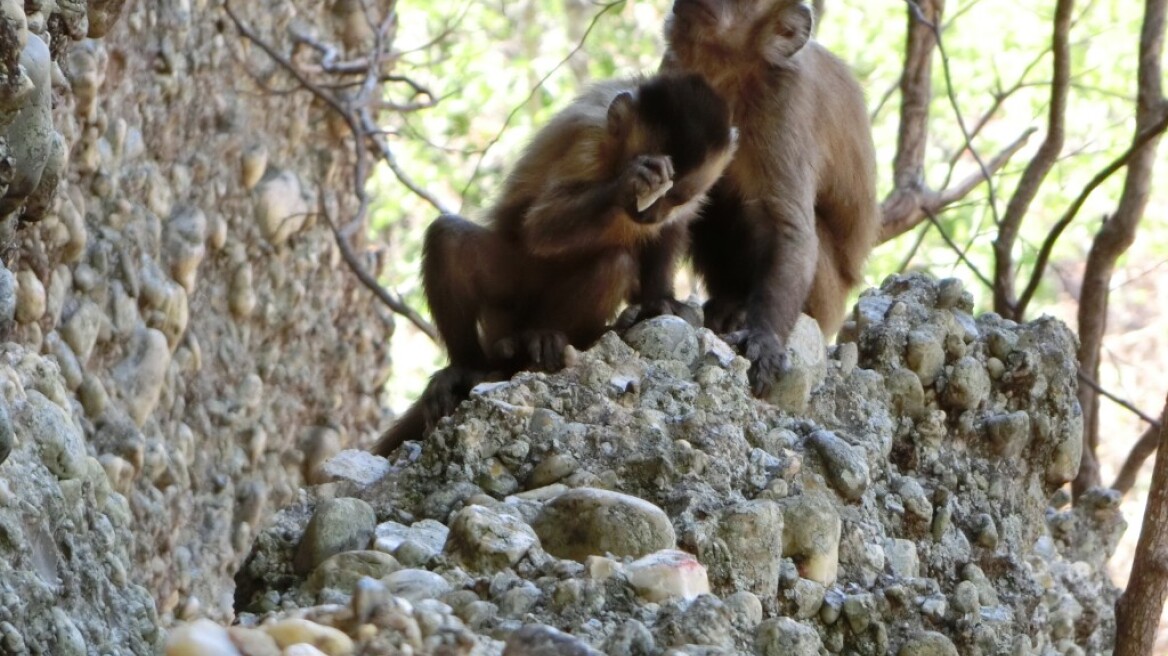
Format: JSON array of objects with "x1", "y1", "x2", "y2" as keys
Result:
[
  {"x1": 490, "y1": 330, "x2": 571, "y2": 373},
  {"x1": 423, "y1": 214, "x2": 521, "y2": 369},
  {"x1": 616, "y1": 222, "x2": 701, "y2": 329},
  {"x1": 688, "y1": 189, "x2": 752, "y2": 333},
  {"x1": 370, "y1": 365, "x2": 497, "y2": 456},
  {"x1": 734, "y1": 198, "x2": 818, "y2": 397}
]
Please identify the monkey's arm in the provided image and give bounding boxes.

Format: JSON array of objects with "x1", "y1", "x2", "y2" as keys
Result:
[
  {"x1": 616, "y1": 221, "x2": 700, "y2": 328},
  {"x1": 522, "y1": 155, "x2": 673, "y2": 257},
  {"x1": 736, "y1": 189, "x2": 818, "y2": 396}
]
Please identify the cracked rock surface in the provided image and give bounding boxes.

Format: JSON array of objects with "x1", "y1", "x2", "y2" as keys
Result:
[{"x1": 210, "y1": 274, "x2": 1118, "y2": 656}]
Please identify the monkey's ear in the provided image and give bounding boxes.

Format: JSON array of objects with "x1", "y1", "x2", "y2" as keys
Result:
[
  {"x1": 763, "y1": 2, "x2": 813, "y2": 65},
  {"x1": 607, "y1": 91, "x2": 636, "y2": 139}
]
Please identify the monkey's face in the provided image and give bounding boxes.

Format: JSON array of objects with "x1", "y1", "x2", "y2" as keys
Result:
[
  {"x1": 632, "y1": 74, "x2": 738, "y2": 225},
  {"x1": 664, "y1": 0, "x2": 813, "y2": 75}
]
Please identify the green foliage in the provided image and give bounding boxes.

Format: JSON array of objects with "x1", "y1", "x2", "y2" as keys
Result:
[{"x1": 372, "y1": 0, "x2": 1161, "y2": 327}]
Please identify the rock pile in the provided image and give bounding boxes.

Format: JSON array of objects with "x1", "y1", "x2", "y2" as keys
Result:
[{"x1": 190, "y1": 273, "x2": 1122, "y2": 655}]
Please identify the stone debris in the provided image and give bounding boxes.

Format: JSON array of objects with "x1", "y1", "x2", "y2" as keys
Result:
[{"x1": 216, "y1": 274, "x2": 1121, "y2": 655}]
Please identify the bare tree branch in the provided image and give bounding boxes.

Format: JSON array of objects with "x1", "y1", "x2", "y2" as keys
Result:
[
  {"x1": 1115, "y1": 390, "x2": 1168, "y2": 656},
  {"x1": 880, "y1": 129, "x2": 1034, "y2": 242},
  {"x1": 1074, "y1": 0, "x2": 1166, "y2": 497},
  {"x1": 923, "y1": 207, "x2": 994, "y2": 290},
  {"x1": 458, "y1": 0, "x2": 625, "y2": 206},
  {"x1": 880, "y1": 0, "x2": 1033, "y2": 244},
  {"x1": 1114, "y1": 422, "x2": 1164, "y2": 495},
  {"x1": 223, "y1": 0, "x2": 441, "y2": 341},
  {"x1": 992, "y1": 0, "x2": 1074, "y2": 318},
  {"x1": 1015, "y1": 105, "x2": 1168, "y2": 316}
]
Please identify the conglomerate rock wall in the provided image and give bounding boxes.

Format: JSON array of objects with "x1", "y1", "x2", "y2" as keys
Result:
[{"x1": 0, "y1": 0, "x2": 393, "y2": 640}]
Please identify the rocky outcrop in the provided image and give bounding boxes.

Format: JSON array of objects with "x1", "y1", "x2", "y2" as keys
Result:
[
  {"x1": 215, "y1": 274, "x2": 1119, "y2": 655},
  {"x1": 1, "y1": 0, "x2": 393, "y2": 631}
]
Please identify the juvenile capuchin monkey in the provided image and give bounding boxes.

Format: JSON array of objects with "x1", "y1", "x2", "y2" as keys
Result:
[
  {"x1": 372, "y1": 73, "x2": 737, "y2": 456},
  {"x1": 662, "y1": 0, "x2": 880, "y2": 397}
]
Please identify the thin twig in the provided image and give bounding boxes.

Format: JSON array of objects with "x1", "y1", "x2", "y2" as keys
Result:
[
  {"x1": 907, "y1": 0, "x2": 1002, "y2": 227},
  {"x1": 923, "y1": 206, "x2": 993, "y2": 289},
  {"x1": 458, "y1": 0, "x2": 626, "y2": 206},
  {"x1": 1077, "y1": 369, "x2": 1164, "y2": 427},
  {"x1": 1113, "y1": 422, "x2": 1163, "y2": 495},
  {"x1": 1016, "y1": 104, "x2": 1168, "y2": 316}
]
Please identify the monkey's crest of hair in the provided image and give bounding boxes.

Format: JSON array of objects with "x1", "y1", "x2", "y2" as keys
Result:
[
  {"x1": 636, "y1": 73, "x2": 733, "y2": 175},
  {"x1": 664, "y1": 0, "x2": 815, "y2": 85}
]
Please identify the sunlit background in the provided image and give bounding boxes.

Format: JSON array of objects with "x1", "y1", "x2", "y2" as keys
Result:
[{"x1": 369, "y1": 0, "x2": 1167, "y2": 643}]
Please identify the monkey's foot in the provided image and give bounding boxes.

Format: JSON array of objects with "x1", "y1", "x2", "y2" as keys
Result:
[
  {"x1": 703, "y1": 298, "x2": 748, "y2": 334},
  {"x1": 421, "y1": 366, "x2": 491, "y2": 429},
  {"x1": 723, "y1": 328, "x2": 790, "y2": 398},
  {"x1": 492, "y1": 330, "x2": 570, "y2": 373},
  {"x1": 614, "y1": 297, "x2": 702, "y2": 330}
]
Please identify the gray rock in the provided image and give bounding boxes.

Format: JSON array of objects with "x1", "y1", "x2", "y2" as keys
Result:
[
  {"x1": 444, "y1": 504, "x2": 539, "y2": 572},
  {"x1": 884, "y1": 539, "x2": 919, "y2": 578},
  {"x1": 788, "y1": 578, "x2": 825, "y2": 619},
  {"x1": 304, "y1": 550, "x2": 400, "y2": 596},
  {"x1": 807, "y1": 430, "x2": 869, "y2": 501},
  {"x1": 941, "y1": 356, "x2": 990, "y2": 411},
  {"x1": 293, "y1": 497, "x2": 376, "y2": 574},
  {"x1": 0, "y1": 399, "x2": 11, "y2": 466},
  {"x1": 723, "y1": 590, "x2": 763, "y2": 627},
  {"x1": 532, "y1": 488, "x2": 675, "y2": 562},
  {"x1": 314, "y1": 449, "x2": 391, "y2": 489},
  {"x1": 0, "y1": 266, "x2": 13, "y2": 333},
  {"x1": 898, "y1": 631, "x2": 959, "y2": 656},
  {"x1": 603, "y1": 619, "x2": 656, "y2": 656},
  {"x1": 779, "y1": 493, "x2": 841, "y2": 585},
  {"x1": 985, "y1": 411, "x2": 1030, "y2": 457},
  {"x1": 756, "y1": 617, "x2": 822, "y2": 656},
  {"x1": 502, "y1": 623, "x2": 603, "y2": 656},
  {"x1": 383, "y1": 568, "x2": 452, "y2": 603},
  {"x1": 704, "y1": 499, "x2": 783, "y2": 597},
  {"x1": 622, "y1": 315, "x2": 699, "y2": 366},
  {"x1": 764, "y1": 314, "x2": 827, "y2": 413},
  {"x1": 906, "y1": 328, "x2": 945, "y2": 386},
  {"x1": 374, "y1": 518, "x2": 449, "y2": 562}
]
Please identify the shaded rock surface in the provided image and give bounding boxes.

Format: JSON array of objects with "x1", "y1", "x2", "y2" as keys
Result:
[
  {"x1": 1, "y1": 0, "x2": 393, "y2": 639},
  {"x1": 218, "y1": 274, "x2": 1119, "y2": 655}
]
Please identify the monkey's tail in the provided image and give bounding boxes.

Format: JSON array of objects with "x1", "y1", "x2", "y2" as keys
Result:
[{"x1": 371, "y1": 401, "x2": 427, "y2": 457}]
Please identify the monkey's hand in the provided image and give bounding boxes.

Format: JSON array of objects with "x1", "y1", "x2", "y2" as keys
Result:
[
  {"x1": 723, "y1": 328, "x2": 790, "y2": 397},
  {"x1": 622, "y1": 154, "x2": 675, "y2": 222},
  {"x1": 614, "y1": 297, "x2": 702, "y2": 330},
  {"x1": 703, "y1": 297, "x2": 748, "y2": 334},
  {"x1": 421, "y1": 366, "x2": 491, "y2": 430},
  {"x1": 491, "y1": 330, "x2": 571, "y2": 373}
]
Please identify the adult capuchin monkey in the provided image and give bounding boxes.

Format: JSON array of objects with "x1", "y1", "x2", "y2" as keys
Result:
[
  {"x1": 372, "y1": 73, "x2": 738, "y2": 456},
  {"x1": 662, "y1": 0, "x2": 880, "y2": 397}
]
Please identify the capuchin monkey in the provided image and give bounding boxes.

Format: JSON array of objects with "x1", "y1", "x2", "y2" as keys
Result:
[
  {"x1": 372, "y1": 73, "x2": 737, "y2": 456},
  {"x1": 663, "y1": 0, "x2": 880, "y2": 397}
]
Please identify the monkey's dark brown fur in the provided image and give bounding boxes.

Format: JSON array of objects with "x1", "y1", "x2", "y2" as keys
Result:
[
  {"x1": 372, "y1": 73, "x2": 736, "y2": 456},
  {"x1": 663, "y1": 0, "x2": 880, "y2": 396}
]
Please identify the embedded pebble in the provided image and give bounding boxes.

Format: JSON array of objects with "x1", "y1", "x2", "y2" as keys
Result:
[
  {"x1": 705, "y1": 499, "x2": 783, "y2": 596},
  {"x1": 444, "y1": 504, "x2": 539, "y2": 572},
  {"x1": 262, "y1": 618, "x2": 353, "y2": 656},
  {"x1": 755, "y1": 617, "x2": 822, "y2": 656},
  {"x1": 166, "y1": 619, "x2": 242, "y2": 656},
  {"x1": 778, "y1": 493, "x2": 841, "y2": 585},
  {"x1": 941, "y1": 356, "x2": 991, "y2": 411},
  {"x1": 313, "y1": 450, "x2": 391, "y2": 489},
  {"x1": 293, "y1": 498, "x2": 377, "y2": 574},
  {"x1": 623, "y1": 549, "x2": 710, "y2": 602},
  {"x1": 502, "y1": 623, "x2": 603, "y2": 656},
  {"x1": 622, "y1": 315, "x2": 699, "y2": 365},
  {"x1": 14, "y1": 270, "x2": 45, "y2": 324},
  {"x1": 304, "y1": 550, "x2": 400, "y2": 595},
  {"x1": 898, "y1": 631, "x2": 959, "y2": 656},
  {"x1": 254, "y1": 169, "x2": 309, "y2": 246},
  {"x1": 383, "y1": 568, "x2": 452, "y2": 603},
  {"x1": 532, "y1": 487, "x2": 675, "y2": 562},
  {"x1": 111, "y1": 327, "x2": 171, "y2": 426},
  {"x1": 807, "y1": 429, "x2": 869, "y2": 501}
]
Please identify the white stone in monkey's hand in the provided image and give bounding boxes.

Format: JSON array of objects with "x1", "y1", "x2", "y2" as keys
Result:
[{"x1": 636, "y1": 179, "x2": 674, "y2": 213}]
